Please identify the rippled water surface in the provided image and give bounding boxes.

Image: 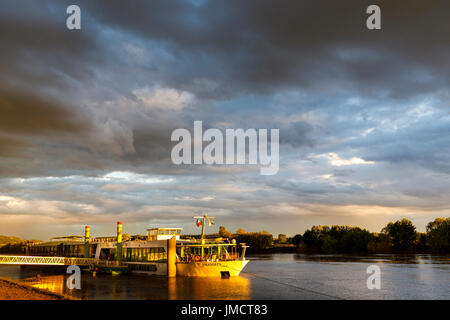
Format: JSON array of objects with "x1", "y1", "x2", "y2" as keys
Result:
[{"x1": 0, "y1": 254, "x2": 448, "y2": 299}]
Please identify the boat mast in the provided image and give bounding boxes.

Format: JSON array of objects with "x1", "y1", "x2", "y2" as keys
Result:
[
  {"x1": 201, "y1": 215, "x2": 206, "y2": 242},
  {"x1": 193, "y1": 214, "x2": 215, "y2": 243}
]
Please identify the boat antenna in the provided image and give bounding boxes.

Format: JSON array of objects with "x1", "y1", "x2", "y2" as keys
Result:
[{"x1": 193, "y1": 214, "x2": 215, "y2": 243}]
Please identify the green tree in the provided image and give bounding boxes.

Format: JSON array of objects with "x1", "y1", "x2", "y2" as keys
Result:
[
  {"x1": 321, "y1": 234, "x2": 338, "y2": 253},
  {"x1": 415, "y1": 233, "x2": 429, "y2": 252},
  {"x1": 301, "y1": 225, "x2": 330, "y2": 253},
  {"x1": 367, "y1": 233, "x2": 392, "y2": 253},
  {"x1": 426, "y1": 217, "x2": 450, "y2": 253},
  {"x1": 382, "y1": 219, "x2": 417, "y2": 252},
  {"x1": 317, "y1": 225, "x2": 372, "y2": 254},
  {"x1": 302, "y1": 228, "x2": 321, "y2": 251},
  {"x1": 340, "y1": 228, "x2": 372, "y2": 254},
  {"x1": 218, "y1": 226, "x2": 232, "y2": 239},
  {"x1": 292, "y1": 234, "x2": 302, "y2": 246},
  {"x1": 235, "y1": 231, "x2": 273, "y2": 250}
]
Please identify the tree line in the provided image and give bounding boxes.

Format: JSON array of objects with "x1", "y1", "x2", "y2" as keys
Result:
[
  {"x1": 291, "y1": 217, "x2": 450, "y2": 254},
  {"x1": 218, "y1": 227, "x2": 274, "y2": 252},
  {"x1": 218, "y1": 217, "x2": 450, "y2": 254}
]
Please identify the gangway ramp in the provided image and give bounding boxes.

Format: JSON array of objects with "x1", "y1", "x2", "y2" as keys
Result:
[{"x1": 0, "y1": 255, "x2": 96, "y2": 266}]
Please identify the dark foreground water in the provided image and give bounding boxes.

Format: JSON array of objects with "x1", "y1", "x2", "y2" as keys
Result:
[{"x1": 0, "y1": 254, "x2": 449, "y2": 299}]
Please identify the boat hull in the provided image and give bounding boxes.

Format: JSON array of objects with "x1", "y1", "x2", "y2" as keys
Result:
[{"x1": 176, "y1": 260, "x2": 249, "y2": 277}]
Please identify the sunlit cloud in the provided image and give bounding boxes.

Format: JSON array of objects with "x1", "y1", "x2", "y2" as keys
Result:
[
  {"x1": 324, "y1": 153, "x2": 376, "y2": 167},
  {"x1": 133, "y1": 86, "x2": 195, "y2": 111},
  {"x1": 174, "y1": 196, "x2": 215, "y2": 201},
  {"x1": 101, "y1": 171, "x2": 175, "y2": 184}
]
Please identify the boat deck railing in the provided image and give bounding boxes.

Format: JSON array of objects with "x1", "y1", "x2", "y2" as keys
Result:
[{"x1": 177, "y1": 253, "x2": 240, "y2": 263}]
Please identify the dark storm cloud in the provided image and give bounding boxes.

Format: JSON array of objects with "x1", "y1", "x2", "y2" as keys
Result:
[
  {"x1": 0, "y1": 1, "x2": 103, "y2": 175},
  {"x1": 0, "y1": 2, "x2": 98, "y2": 92},
  {"x1": 0, "y1": 135, "x2": 30, "y2": 158},
  {"x1": 82, "y1": 0, "x2": 450, "y2": 99},
  {"x1": 0, "y1": 88, "x2": 87, "y2": 135},
  {"x1": 0, "y1": 83, "x2": 93, "y2": 176},
  {"x1": 1, "y1": 0, "x2": 448, "y2": 169},
  {"x1": 1, "y1": 0, "x2": 450, "y2": 238}
]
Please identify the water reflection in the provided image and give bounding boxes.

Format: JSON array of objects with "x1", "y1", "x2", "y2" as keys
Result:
[
  {"x1": 0, "y1": 254, "x2": 448, "y2": 300},
  {"x1": 17, "y1": 272, "x2": 251, "y2": 300},
  {"x1": 291, "y1": 253, "x2": 450, "y2": 264},
  {"x1": 172, "y1": 276, "x2": 250, "y2": 300}
]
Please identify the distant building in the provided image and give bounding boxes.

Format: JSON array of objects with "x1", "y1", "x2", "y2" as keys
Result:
[{"x1": 278, "y1": 234, "x2": 287, "y2": 243}]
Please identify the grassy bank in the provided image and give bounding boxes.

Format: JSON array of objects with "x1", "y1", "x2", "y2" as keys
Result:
[{"x1": 0, "y1": 276, "x2": 74, "y2": 300}]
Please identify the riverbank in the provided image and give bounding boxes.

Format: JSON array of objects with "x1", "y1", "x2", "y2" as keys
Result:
[{"x1": 0, "y1": 276, "x2": 73, "y2": 300}]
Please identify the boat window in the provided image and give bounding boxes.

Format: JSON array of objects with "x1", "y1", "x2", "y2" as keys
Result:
[{"x1": 124, "y1": 247, "x2": 167, "y2": 262}]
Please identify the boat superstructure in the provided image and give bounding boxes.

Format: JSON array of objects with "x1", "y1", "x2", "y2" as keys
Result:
[
  {"x1": 176, "y1": 240, "x2": 249, "y2": 277},
  {"x1": 176, "y1": 214, "x2": 249, "y2": 277},
  {"x1": 24, "y1": 216, "x2": 249, "y2": 277}
]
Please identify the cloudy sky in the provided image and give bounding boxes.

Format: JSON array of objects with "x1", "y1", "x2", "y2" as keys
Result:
[{"x1": 0, "y1": 0, "x2": 449, "y2": 239}]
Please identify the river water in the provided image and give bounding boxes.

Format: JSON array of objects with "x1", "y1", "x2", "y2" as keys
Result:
[{"x1": 0, "y1": 254, "x2": 448, "y2": 299}]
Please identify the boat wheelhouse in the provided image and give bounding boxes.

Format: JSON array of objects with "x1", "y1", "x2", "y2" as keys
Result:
[{"x1": 147, "y1": 228, "x2": 182, "y2": 240}]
